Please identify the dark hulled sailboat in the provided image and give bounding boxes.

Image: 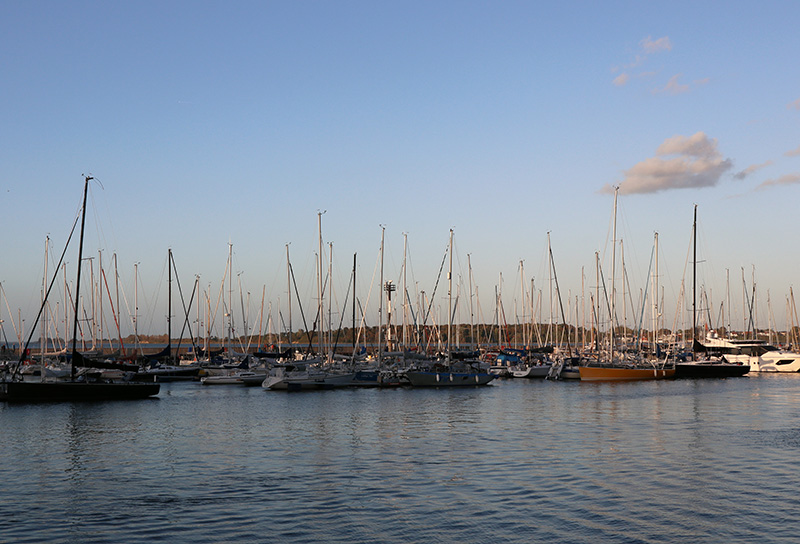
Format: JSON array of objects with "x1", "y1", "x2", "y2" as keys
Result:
[
  {"x1": 1, "y1": 176, "x2": 159, "y2": 402},
  {"x1": 674, "y1": 205, "x2": 749, "y2": 379}
]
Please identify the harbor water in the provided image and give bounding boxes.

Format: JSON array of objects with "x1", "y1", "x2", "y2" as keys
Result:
[{"x1": 2, "y1": 374, "x2": 799, "y2": 543}]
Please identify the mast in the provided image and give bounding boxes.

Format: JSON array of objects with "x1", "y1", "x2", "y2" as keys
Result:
[
  {"x1": 134, "y1": 262, "x2": 140, "y2": 354},
  {"x1": 548, "y1": 232, "x2": 553, "y2": 346},
  {"x1": 227, "y1": 242, "x2": 233, "y2": 359},
  {"x1": 447, "y1": 229, "x2": 453, "y2": 365},
  {"x1": 403, "y1": 233, "x2": 409, "y2": 356},
  {"x1": 286, "y1": 243, "x2": 292, "y2": 351},
  {"x1": 352, "y1": 253, "x2": 357, "y2": 353},
  {"x1": 692, "y1": 204, "x2": 698, "y2": 350},
  {"x1": 378, "y1": 226, "x2": 385, "y2": 367},
  {"x1": 328, "y1": 241, "x2": 333, "y2": 364},
  {"x1": 63, "y1": 263, "x2": 68, "y2": 350},
  {"x1": 98, "y1": 250, "x2": 102, "y2": 353},
  {"x1": 620, "y1": 239, "x2": 625, "y2": 351},
  {"x1": 654, "y1": 232, "x2": 659, "y2": 351},
  {"x1": 168, "y1": 248, "x2": 173, "y2": 363},
  {"x1": 70, "y1": 175, "x2": 91, "y2": 380},
  {"x1": 519, "y1": 260, "x2": 525, "y2": 350},
  {"x1": 40, "y1": 237, "x2": 49, "y2": 380},
  {"x1": 610, "y1": 187, "x2": 618, "y2": 363},
  {"x1": 317, "y1": 212, "x2": 324, "y2": 359},
  {"x1": 114, "y1": 254, "x2": 120, "y2": 353},
  {"x1": 726, "y1": 268, "x2": 731, "y2": 336},
  {"x1": 468, "y1": 253, "x2": 475, "y2": 352}
]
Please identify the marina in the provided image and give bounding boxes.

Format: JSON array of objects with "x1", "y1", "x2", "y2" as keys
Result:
[
  {"x1": 2, "y1": 374, "x2": 799, "y2": 543},
  {"x1": 3, "y1": 3, "x2": 800, "y2": 543}
]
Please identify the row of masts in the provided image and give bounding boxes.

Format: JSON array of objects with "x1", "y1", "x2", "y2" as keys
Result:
[{"x1": 4, "y1": 193, "x2": 800, "y2": 363}]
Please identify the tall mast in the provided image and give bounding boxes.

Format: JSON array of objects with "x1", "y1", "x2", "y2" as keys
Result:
[
  {"x1": 134, "y1": 262, "x2": 139, "y2": 353},
  {"x1": 653, "y1": 232, "x2": 659, "y2": 351},
  {"x1": 467, "y1": 253, "x2": 474, "y2": 352},
  {"x1": 286, "y1": 243, "x2": 292, "y2": 350},
  {"x1": 40, "y1": 236, "x2": 49, "y2": 380},
  {"x1": 520, "y1": 260, "x2": 525, "y2": 350},
  {"x1": 70, "y1": 175, "x2": 91, "y2": 380},
  {"x1": 98, "y1": 250, "x2": 103, "y2": 352},
  {"x1": 228, "y1": 242, "x2": 233, "y2": 358},
  {"x1": 317, "y1": 211, "x2": 324, "y2": 359},
  {"x1": 114, "y1": 253, "x2": 120, "y2": 353},
  {"x1": 378, "y1": 226, "x2": 385, "y2": 367},
  {"x1": 610, "y1": 187, "x2": 618, "y2": 363},
  {"x1": 168, "y1": 248, "x2": 172, "y2": 362},
  {"x1": 692, "y1": 204, "x2": 698, "y2": 348},
  {"x1": 726, "y1": 269, "x2": 731, "y2": 335},
  {"x1": 548, "y1": 232, "x2": 553, "y2": 345},
  {"x1": 447, "y1": 229, "x2": 453, "y2": 365},
  {"x1": 63, "y1": 263, "x2": 68, "y2": 349},
  {"x1": 620, "y1": 239, "x2": 625, "y2": 351},
  {"x1": 403, "y1": 233, "x2": 408, "y2": 355},
  {"x1": 352, "y1": 253, "x2": 357, "y2": 353},
  {"x1": 328, "y1": 241, "x2": 333, "y2": 364}
]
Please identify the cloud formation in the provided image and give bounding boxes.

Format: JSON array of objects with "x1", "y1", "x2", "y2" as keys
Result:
[
  {"x1": 601, "y1": 132, "x2": 733, "y2": 195},
  {"x1": 653, "y1": 74, "x2": 689, "y2": 95},
  {"x1": 612, "y1": 73, "x2": 629, "y2": 87},
  {"x1": 641, "y1": 36, "x2": 672, "y2": 54},
  {"x1": 756, "y1": 173, "x2": 800, "y2": 191},
  {"x1": 785, "y1": 145, "x2": 800, "y2": 157},
  {"x1": 613, "y1": 35, "x2": 671, "y2": 87},
  {"x1": 734, "y1": 160, "x2": 773, "y2": 180}
]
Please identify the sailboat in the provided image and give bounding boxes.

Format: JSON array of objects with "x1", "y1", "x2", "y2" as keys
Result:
[
  {"x1": 262, "y1": 213, "x2": 355, "y2": 391},
  {"x1": 132, "y1": 249, "x2": 200, "y2": 382},
  {"x1": 578, "y1": 188, "x2": 675, "y2": 381},
  {"x1": 674, "y1": 205, "x2": 749, "y2": 378},
  {"x1": 1, "y1": 176, "x2": 160, "y2": 402},
  {"x1": 405, "y1": 230, "x2": 495, "y2": 387}
]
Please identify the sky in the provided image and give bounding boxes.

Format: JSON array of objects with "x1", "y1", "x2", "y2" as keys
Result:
[{"x1": 2, "y1": 1, "x2": 800, "y2": 343}]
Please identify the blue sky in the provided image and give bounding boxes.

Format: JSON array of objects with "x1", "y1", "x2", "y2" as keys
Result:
[{"x1": 2, "y1": 1, "x2": 799, "y2": 342}]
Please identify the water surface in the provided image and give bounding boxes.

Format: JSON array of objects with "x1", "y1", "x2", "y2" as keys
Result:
[{"x1": 2, "y1": 375, "x2": 799, "y2": 543}]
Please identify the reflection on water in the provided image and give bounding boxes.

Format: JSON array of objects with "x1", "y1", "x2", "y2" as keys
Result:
[{"x1": 2, "y1": 375, "x2": 800, "y2": 543}]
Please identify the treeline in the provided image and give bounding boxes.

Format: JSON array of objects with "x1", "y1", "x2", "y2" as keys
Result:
[{"x1": 120, "y1": 324, "x2": 800, "y2": 349}]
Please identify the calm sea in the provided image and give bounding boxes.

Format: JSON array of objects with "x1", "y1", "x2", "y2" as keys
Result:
[{"x1": 2, "y1": 374, "x2": 799, "y2": 543}]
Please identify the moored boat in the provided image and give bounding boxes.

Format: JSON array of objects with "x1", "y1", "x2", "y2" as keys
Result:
[
  {"x1": 578, "y1": 363, "x2": 675, "y2": 381},
  {"x1": 1, "y1": 176, "x2": 159, "y2": 402},
  {"x1": 697, "y1": 334, "x2": 800, "y2": 373},
  {"x1": 674, "y1": 205, "x2": 750, "y2": 379}
]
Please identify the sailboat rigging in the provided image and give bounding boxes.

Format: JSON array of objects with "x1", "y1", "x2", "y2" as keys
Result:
[{"x1": 1, "y1": 175, "x2": 159, "y2": 401}]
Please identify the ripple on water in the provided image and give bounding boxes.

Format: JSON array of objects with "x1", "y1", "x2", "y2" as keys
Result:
[{"x1": 2, "y1": 377, "x2": 800, "y2": 543}]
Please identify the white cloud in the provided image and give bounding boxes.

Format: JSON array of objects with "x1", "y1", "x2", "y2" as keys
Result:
[
  {"x1": 641, "y1": 36, "x2": 672, "y2": 54},
  {"x1": 756, "y1": 173, "x2": 800, "y2": 191},
  {"x1": 785, "y1": 145, "x2": 800, "y2": 157},
  {"x1": 613, "y1": 36, "x2": 671, "y2": 85},
  {"x1": 734, "y1": 160, "x2": 773, "y2": 180},
  {"x1": 601, "y1": 132, "x2": 733, "y2": 195},
  {"x1": 613, "y1": 73, "x2": 629, "y2": 87},
  {"x1": 653, "y1": 74, "x2": 689, "y2": 95}
]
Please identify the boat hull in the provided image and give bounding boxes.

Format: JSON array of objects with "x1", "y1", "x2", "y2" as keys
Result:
[
  {"x1": 578, "y1": 366, "x2": 675, "y2": 381},
  {"x1": 264, "y1": 372, "x2": 356, "y2": 391},
  {"x1": 674, "y1": 362, "x2": 749, "y2": 378},
  {"x1": 0, "y1": 381, "x2": 160, "y2": 402},
  {"x1": 724, "y1": 354, "x2": 800, "y2": 372},
  {"x1": 200, "y1": 376, "x2": 244, "y2": 385},
  {"x1": 511, "y1": 365, "x2": 551, "y2": 378},
  {"x1": 405, "y1": 371, "x2": 495, "y2": 387}
]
